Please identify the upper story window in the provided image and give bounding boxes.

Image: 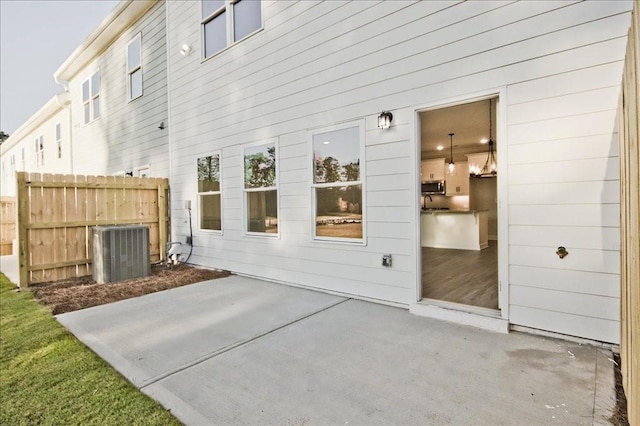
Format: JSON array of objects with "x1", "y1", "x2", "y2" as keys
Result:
[
  {"x1": 10, "y1": 155, "x2": 15, "y2": 174},
  {"x1": 127, "y1": 34, "x2": 143, "y2": 101},
  {"x1": 197, "y1": 153, "x2": 222, "y2": 232},
  {"x1": 21, "y1": 147, "x2": 25, "y2": 170},
  {"x1": 201, "y1": 0, "x2": 262, "y2": 59},
  {"x1": 82, "y1": 70, "x2": 100, "y2": 124},
  {"x1": 55, "y1": 122, "x2": 62, "y2": 159},
  {"x1": 311, "y1": 123, "x2": 364, "y2": 242},
  {"x1": 35, "y1": 136, "x2": 44, "y2": 168},
  {"x1": 244, "y1": 141, "x2": 277, "y2": 235}
]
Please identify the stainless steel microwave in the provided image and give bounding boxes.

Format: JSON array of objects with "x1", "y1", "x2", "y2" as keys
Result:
[{"x1": 421, "y1": 180, "x2": 446, "y2": 194}]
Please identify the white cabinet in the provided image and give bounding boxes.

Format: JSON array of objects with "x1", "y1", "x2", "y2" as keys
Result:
[
  {"x1": 421, "y1": 158, "x2": 445, "y2": 181},
  {"x1": 445, "y1": 160, "x2": 469, "y2": 195}
]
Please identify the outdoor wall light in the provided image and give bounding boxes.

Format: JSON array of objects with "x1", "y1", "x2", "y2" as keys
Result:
[
  {"x1": 377, "y1": 111, "x2": 393, "y2": 129},
  {"x1": 180, "y1": 44, "x2": 192, "y2": 56},
  {"x1": 158, "y1": 121, "x2": 165, "y2": 130}
]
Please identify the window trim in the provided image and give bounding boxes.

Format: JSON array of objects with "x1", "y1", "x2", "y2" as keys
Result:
[
  {"x1": 35, "y1": 135, "x2": 44, "y2": 168},
  {"x1": 197, "y1": 152, "x2": 223, "y2": 234},
  {"x1": 127, "y1": 33, "x2": 143, "y2": 102},
  {"x1": 309, "y1": 120, "x2": 366, "y2": 245},
  {"x1": 82, "y1": 70, "x2": 101, "y2": 124},
  {"x1": 55, "y1": 122, "x2": 62, "y2": 159},
  {"x1": 242, "y1": 139, "x2": 279, "y2": 238},
  {"x1": 201, "y1": 0, "x2": 263, "y2": 61}
]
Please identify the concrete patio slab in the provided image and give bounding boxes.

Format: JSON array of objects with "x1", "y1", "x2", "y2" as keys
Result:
[
  {"x1": 57, "y1": 275, "x2": 616, "y2": 425},
  {"x1": 56, "y1": 275, "x2": 346, "y2": 387}
]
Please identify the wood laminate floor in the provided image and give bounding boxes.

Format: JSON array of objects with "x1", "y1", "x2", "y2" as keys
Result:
[{"x1": 421, "y1": 241, "x2": 498, "y2": 310}]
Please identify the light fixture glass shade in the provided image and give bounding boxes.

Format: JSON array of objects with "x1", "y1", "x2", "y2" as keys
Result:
[
  {"x1": 377, "y1": 111, "x2": 393, "y2": 129},
  {"x1": 448, "y1": 161, "x2": 455, "y2": 173},
  {"x1": 471, "y1": 99, "x2": 497, "y2": 177}
]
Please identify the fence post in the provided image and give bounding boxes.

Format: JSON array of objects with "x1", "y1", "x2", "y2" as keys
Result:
[
  {"x1": 16, "y1": 172, "x2": 29, "y2": 288},
  {"x1": 158, "y1": 181, "x2": 168, "y2": 261}
]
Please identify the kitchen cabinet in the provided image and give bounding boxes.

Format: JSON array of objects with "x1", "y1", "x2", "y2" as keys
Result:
[
  {"x1": 421, "y1": 210, "x2": 488, "y2": 250},
  {"x1": 421, "y1": 158, "x2": 445, "y2": 181},
  {"x1": 445, "y1": 160, "x2": 469, "y2": 195}
]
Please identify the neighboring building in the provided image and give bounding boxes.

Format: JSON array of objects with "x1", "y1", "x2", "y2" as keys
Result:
[
  {"x1": 0, "y1": 93, "x2": 71, "y2": 196},
  {"x1": 53, "y1": 0, "x2": 169, "y2": 178},
  {"x1": 1, "y1": 0, "x2": 634, "y2": 345},
  {"x1": 1, "y1": 0, "x2": 169, "y2": 194}
]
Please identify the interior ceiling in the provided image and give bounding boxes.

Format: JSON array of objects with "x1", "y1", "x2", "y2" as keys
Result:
[{"x1": 420, "y1": 98, "x2": 497, "y2": 161}]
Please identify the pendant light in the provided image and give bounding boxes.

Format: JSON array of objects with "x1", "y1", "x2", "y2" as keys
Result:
[
  {"x1": 447, "y1": 133, "x2": 455, "y2": 174},
  {"x1": 474, "y1": 99, "x2": 497, "y2": 177}
]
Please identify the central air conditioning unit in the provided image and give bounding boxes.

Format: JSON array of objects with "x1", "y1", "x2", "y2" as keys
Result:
[{"x1": 92, "y1": 225, "x2": 150, "y2": 284}]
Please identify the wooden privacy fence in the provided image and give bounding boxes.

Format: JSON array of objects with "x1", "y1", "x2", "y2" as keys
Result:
[
  {"x1": 1, "y1": 197, "x2": 16, "y2": 255},
  {"x1": 16, "y1": 172, "x2": 169, "y2": 287},
  {"x1": 619, "y1": 1, "x2": 639, "y2": 424}
]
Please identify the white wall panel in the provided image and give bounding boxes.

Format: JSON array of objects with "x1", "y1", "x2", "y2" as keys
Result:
[
  {"x1": 509, "y1": 225, "x2": 620, "y2": 251},
  {"x1": 509, "y1": 306, "x2": 619, "y2": 344},
  {"x1": 509, "y1": 245, "x2": 619, "y2": 274},
  {"x1": 508, "y1": 134, "x2": 619, "y2": 165},
  {"x1": 510, "y1": 265, "x2": 619, "y2": 298},
  {"x1": 511, "y1": 285, "x2": 619, "y2": 321},
  {"x1": 509, "y1": 204, "x2": 619, "y2": 227}
]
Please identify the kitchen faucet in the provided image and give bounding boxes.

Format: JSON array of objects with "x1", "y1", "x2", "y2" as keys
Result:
[{"x1": 423, "y1": 194, "x2": 432, "y2": 210}]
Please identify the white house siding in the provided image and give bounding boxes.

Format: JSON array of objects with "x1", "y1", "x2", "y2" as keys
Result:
[
  {"x1": 166, "y1": 1, "x2": 631, "y2": 342},
  {"x1": 69, "y1": 1, "x2": 168, "y2": 178},
  {"x1": 0, "y1": 106, "x2": 71, "y2": 196}
]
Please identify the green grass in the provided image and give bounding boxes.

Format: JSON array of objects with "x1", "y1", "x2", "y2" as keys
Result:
[{"x1": 0, "y1": 273, "x2": 181, "y2": 426}]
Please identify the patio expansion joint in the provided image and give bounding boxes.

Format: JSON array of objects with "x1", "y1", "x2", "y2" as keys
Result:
[{"x1": 139, "y1": 297, "x2": 351, "y2": 390}]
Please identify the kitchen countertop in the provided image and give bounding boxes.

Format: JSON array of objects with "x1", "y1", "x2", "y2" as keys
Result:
[{"x1": 420, "y1": 209, "x2": 488, "y2": 214}]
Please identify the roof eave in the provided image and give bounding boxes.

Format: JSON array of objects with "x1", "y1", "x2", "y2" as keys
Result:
[{"x1": 53, "y1": 0, "x2": 157, "y2": 83}]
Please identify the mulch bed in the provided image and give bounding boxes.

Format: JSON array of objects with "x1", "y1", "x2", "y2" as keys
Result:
[{"x1": 30, "y1": 264, "x2": 230, "y2": 315}]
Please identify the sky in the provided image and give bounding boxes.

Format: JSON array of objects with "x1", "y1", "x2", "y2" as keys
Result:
[{"x1": 0, "y1": 0, "x2": 120, "y2": 135}]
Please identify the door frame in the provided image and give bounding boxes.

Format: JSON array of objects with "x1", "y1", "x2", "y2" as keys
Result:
[{"x1": 412, "y1": 87, "x2": 509, "y2": 321}]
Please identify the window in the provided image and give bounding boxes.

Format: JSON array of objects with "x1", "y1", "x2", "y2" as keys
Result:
[
  {"x1": 10, "y1": 155, "x2": 15, "y2": 174},
  {"x1": 311, "y1": 123, "x2": 364, "y2": 241},
  {"x1": 198, "y1": 155, "x2": 222, "y2": 231},
  {"x1": 55, "y1": 122, "x2": 62, "y2": 159},
  {"x1": 202, "y1": 0, "x2": 262, "y2": 58},
  {"x1": 127, "y1": 34, "x2": 142, "y2": 100},
  {"x1": 21, "y1": 148, "x2": 25, "y2": 170},
  {"x1": 243, "y1": 142, "x2": 277, "y2": 235},
  {"x1": 35, "y1": 136, "x2": 44, "y2": 168},
  {"x1": 82, "y1": 70, "x2": 100, "y2": 124}
]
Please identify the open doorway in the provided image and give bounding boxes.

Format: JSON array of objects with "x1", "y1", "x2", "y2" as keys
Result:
[{"x1": 418, "y1": 98, "x2": 499, "y2": 311}]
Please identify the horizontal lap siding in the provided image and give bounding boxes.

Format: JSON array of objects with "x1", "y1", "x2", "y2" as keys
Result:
[
  {"x1": 506, "y1": 37, "x2": 626, "y2": 342},
  {"x1": 71, "y1": 1, "x2": 169, "y2": 178},
  {"x1": 167, "y1": 0, "x2": 631, "y2": 321}
]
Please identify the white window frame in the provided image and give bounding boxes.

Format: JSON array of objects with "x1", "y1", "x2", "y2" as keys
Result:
[
  {"x1": 201, "y1": 0, "x2": 263, "y2": 60},
  {"x1": 55, "y1": 122, "x2": 62, "y2": 159},
  {"x1": 134, "y1": 164, "x2": 151, "y2": 178},
  {"x1": 309, "y1": 120, "x2": 366, "y2": 245},
  {"x1": 197, "y1": 153, "x2": 223, "y2": 233},
  {"x1": 243, "y1": 139, "x2": 279, "y2": 237},
  {"x1": 82, "y1": 70, "x2": 100, "y2": 124},
  {"x1": 35, "y1": 135, "x2": 44, "y2": 168},
  {"x1": 127, "y1": 33, "x2": 143, "y2": 101}
]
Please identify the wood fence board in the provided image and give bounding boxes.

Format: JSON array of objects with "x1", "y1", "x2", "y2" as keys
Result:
[
  {"x1": 63, "y1": 174, "x2": 77, "y2": 278},
  {"x1": 0, "y1": 196, "x2": 16, "y2": 255},
  {"x1": 30, "y1": 173, "x2": 45, "y2": 283},
  {"x1": 620, "y1": 2, "x2": 639, "y2": 423}
]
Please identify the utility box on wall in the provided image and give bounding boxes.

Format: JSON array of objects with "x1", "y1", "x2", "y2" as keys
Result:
[{"x1": 92, "y1": 225, "x2": 150, "y2": 284}]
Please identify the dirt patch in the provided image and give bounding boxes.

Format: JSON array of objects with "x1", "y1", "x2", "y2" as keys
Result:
[
  {"x1": 30, "y1": 264, "x2": 230, "y2": 315},
  {"x1": 610, "y1": 352, "x2": 630, "y2": 426}
]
